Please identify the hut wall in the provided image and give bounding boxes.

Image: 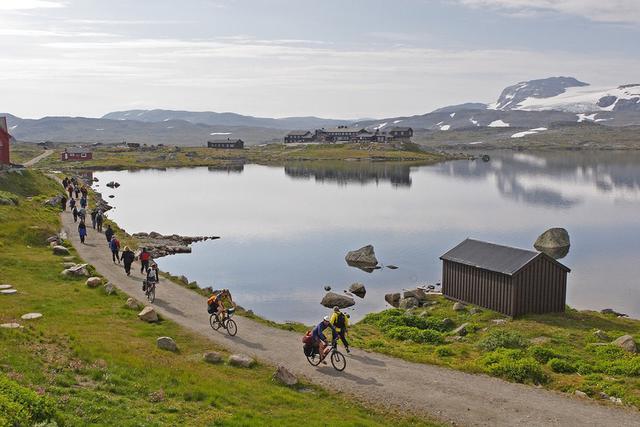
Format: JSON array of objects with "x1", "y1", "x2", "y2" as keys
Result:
[
  {"x1": 512, "y1": 256, "x2": 567, "y2": 316},
  {"x1": 442, "y1": 260, "x2": 515, "y2": 316}
]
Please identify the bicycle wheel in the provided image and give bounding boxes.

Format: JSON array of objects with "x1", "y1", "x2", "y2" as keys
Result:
[
  {"x1": 331, "y1": 350, "x2": 346, "y2": 371},
  {"x1": 226, "y1": 319, "x2": 237, "y2": 336},
  {"x1": 306, "y1": 349, "x2": 322, "y2": 366},
  {"x1": 147, "y1": 287, "x2": 155, "y2": 303},
  {"x1": 209, "y1": 314, "x2": 221, "y2": 330}
]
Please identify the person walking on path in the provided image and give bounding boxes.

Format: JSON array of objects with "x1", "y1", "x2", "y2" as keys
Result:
[
  {"x1": 80, "y1": 196, "x2": 87, "y2": 209},
  {"x1": 330, "y1": 306, "x2": 351, "y2": 353},
  {"x1": 81, "y1": 186, "x2": 88, "y2": 198},
  {"x1": 96, "y1": 210, "x2": 103, "y2": 232},
  {"x1": 90, "y1": 209, "x2": 97, "y2": 229},
  {"x1": 74, "y1": 186, "x2": 80, "y2": 199},
  {"x1": 61, "y1": 195, "x2": 67, "y2": 211},
  {"x1": 67, "y1": 185, "x2": 73, "y2": 199},
  {"x1": 139, "y1": 247, "x2": 151, "y2": 274},
  {"x1": 78, "y1": 220, "x2": 87, "y2": 244},
  {"x1": 62, "y1": 177, "x2": 69, "y2": 189},
  {"x1": 109, "y1": 235, "x2": 121, "y2": 263},
  {"x1": 69, "y1": 197, "x2": 76, "y2": 211},
  {"x1": 72, "y1": 206, "x2": 78, "y2": 223},
  {"x1": 77, "y1": 207, "x2": 86, "y2": 224},
  {"x1": 104, "y1": 224, "x2": 114, "y2": 243},
  {"x1": 121, "y1": 246, "x2": 135, "y2": 276}
]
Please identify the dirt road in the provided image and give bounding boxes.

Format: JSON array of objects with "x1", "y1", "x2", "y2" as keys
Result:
[
  {"x1": 23, "y1": 149, "x2": 53, "y2": 167},
  {"x1": 60, "y1": 210, "x2": 638, "y2": 426}
]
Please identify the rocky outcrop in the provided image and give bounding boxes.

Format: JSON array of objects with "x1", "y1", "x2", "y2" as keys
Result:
[
  {"x1": 399, "y1": 297, "x2": 419, "y2": 309},
  {"x1": 534, "y1": 228, "x2": 570, "y2": 252},
  {"x1": 345, "y1": 245, "x2": 378, "y2": 267},
  {"x1": 156, "y1": 336, "x2": 178, "y2": 352},
  {"x1": 348, "y1": 283, "x2": 366, "y2": 298},
  {"x1": 229, "y1": 354, "x2": 255, "y2": 368},
  {"x1": 385, "y1": 293, "x2": 400, "y2": 308},
  {"x1": 321, "y1": 292, "x2": 355, "y2": 309},
  {"x1": 132, "y1": 232, "x2": 220, "y2": 259},
  {"x1": 612, "y1": 335, "x2": 637, "y2": 353},
  {"x1": 138, "y1": 306, "x2": 159, "y2": 322},
  {"x1": 273, "y1": 366, "x2": 298, "y2": 386}
]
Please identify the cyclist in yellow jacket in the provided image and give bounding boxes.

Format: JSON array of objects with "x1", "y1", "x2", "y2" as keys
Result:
[{"x1": 330, "y1": 306, "x2": 350, "y2": 353}]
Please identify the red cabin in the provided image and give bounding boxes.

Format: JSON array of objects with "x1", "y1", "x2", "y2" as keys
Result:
[
  {"x1": 61, "y1": 147, "x2": 93, "y2": 161},
  {"x1": 0, "y1": 117, "x2": 10, "y2": 165}
]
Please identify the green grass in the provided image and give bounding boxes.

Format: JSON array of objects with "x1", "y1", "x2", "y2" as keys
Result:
[
  {"x1": 350, "y1": 297, "x2": 640, "y2": 407},
  {"x1": 0, "y1": 170, "x2": 437, "y2": 426}
]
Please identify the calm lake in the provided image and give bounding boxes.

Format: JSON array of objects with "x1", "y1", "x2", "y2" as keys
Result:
[{"x1": 93, "y1": 151, "x2": 640, "y2": 323}]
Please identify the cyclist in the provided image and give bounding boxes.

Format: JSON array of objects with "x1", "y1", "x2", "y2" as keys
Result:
[
  {"x1": 207, "y1": 289, "x2": 236, "y2": 322},
  {"x1": 330, "y1": 306, "x2": 350, "y2": 353},
  {"x1": 312, "y1": 316, "x2": 337, "y2": 364},
  {"x1": 143, "y1": 263, "x2": 159, "y2": 292}
]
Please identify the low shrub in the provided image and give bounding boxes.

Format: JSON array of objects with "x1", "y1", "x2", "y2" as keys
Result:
[
  {"x1": 364, "y1": 309, "x2": 449, "y2": 333},
  {"x1": 435, "y1": 346, "x2": 454, "y2": 357},
  {"x1": 587, "y1": 344, "x2": 627, "y2": 360},
  {"x1": 385, "y1": 326, "x2": 444, "y2": 344},
  {"x1": 0, "y1": 375, "x2": 57, "y2": 425},
  {"x1": 481, "y1": 350, "x2": 547, "y2": 384},
  {"x1": 547, "y1": 358, "x2": 577, "y2": 374},
  {"x1": 478, "y1": 330, "x2": 527, "y2": 352}
]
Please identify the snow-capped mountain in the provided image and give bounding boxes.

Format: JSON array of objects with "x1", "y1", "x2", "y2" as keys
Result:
[{"x1": 489, "y1": 77, "x2": 640, "y2": 113}]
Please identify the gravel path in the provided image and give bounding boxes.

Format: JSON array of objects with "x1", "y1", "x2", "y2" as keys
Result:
[
  {"x1": 60, "y1": 210, "x2": 639, "y2": 426},
  {"x1": 23, "y1": 149, "x2": 53, "y2": 167}
]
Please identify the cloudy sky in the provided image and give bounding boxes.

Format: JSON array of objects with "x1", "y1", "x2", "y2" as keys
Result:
[{"x1": 1, "y1": 0, "x2": 639, "y2": 119}]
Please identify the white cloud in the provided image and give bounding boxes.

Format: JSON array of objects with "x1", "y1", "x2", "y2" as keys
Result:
[
  {"x1": 456, "y1": 0, "x2": 640, "y2": 23},
  {"x1": 0, "y1": 0, "x2": 66, "y2": 10}
]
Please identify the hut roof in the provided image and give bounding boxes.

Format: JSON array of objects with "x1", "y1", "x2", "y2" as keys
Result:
[{"x1": 440, "y1": 238, "x2": 569, "y2": 276}]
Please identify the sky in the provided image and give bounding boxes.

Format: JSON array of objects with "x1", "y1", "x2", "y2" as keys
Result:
[{"x1": 1, "y1": 0, "x2": 639, "y2": 119}]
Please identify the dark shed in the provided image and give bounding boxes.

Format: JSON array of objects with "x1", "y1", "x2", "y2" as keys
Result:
[{"x1": 440, "y1": 239, "x2": 570, "y2": 316}]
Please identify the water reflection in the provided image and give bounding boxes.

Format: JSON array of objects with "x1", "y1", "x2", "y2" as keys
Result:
[{"x1": 285, "y1": 161, "x2": 413, "y2": 187}]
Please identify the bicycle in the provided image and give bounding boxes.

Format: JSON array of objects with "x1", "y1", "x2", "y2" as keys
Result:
[
  {"x1": 143, "y1": 279, "x2": 156, "y2": 303},
  {"x1": 304, "y1": 340, "x2": 346, "y2": 371},
  {"x1": 209, "y1": 308, "x2": 237, "y2": 336}
]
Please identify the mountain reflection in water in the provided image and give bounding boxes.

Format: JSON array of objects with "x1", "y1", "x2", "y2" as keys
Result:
[{"x1": 284, "y1": 161, "x2": 413, "y2": 187}]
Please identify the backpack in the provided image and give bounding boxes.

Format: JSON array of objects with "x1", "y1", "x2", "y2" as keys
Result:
[
  {"x1": 302, "y1": 330, "x2": 313, "y2": 344},
  {"x1": 335, "y1": 313, "x2": 346, "y2": 329}
]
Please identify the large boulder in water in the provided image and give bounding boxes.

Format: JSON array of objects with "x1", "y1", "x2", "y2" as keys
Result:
[
  {"x1": 348, "y1": 283, "x2": 366, "y2": 298},
  {"x1": 345, "y1": 245, "x2": 378, "y2": 267},
  {"x1": 534, "y1": 228, "x2": 570, "y2": 251},
  {"x1": 321, "y1": 292, "x2": 355, "y2": 309}
]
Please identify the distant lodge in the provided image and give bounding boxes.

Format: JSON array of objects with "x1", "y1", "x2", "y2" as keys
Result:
[
  {"x1": 207, "y1": 139, "x2": 244, "y2": 149},
  {"x1": 284, "y1": 126, "x2": 413, "y2": 144},
  {"x1": 61, "y1": 147, "x2": 93, "y2": 161}
]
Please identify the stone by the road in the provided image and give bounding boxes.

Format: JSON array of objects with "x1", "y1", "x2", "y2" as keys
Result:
[
  {"x1": 229, "y1": 354, "x2": 255, "y2": 368},
  {"x1": 52, "y1": 245, "x2": 70, "y2": 256},
  {"x1": 348, "y1": 283, "x2": 366, "y2": 298},
  {"x1": 62, "y1": 264, "x2": 89, "y2": 277},
  {"x1": 273, "y1": 365, "x2": 298, "y2": 386},
  {"x1": 62, "y1": 256, "x2": 75, "y2": 262},
  {"x1": 156, "y1": 337, "x2": 178, "y2": 352},
  {"x1": 345, "y1": 245, "x2": 378, "y2": 267},
  {"x1": 104, "y1": 282, "x2": 115, "y2": 295},
  {"x1": 1, "y1": 289, "x2": 17, "y2": 295},
  {"x1": 125, "y1": 298, "x2": 140, "y2": 309},
  {"x1": 86, "y1": 277, "x2": 103, "y2": 288},
  {"x1": 0, "y1": 323, "x2": 22, "y2": 329},
  {"x1": 612, "y1": 335, "x2": 638, "y2": 353},
  {"x1": 138, "y1": 306, "x2": 159, "y2": 323},
  {"x1": 21, "y1": 313, "x2": 43, "y2": 320},
  {"x1": 62, "y1": 262, "x2": 76, "y2": 268},
  {"x1": 0, "y1": 284, "x2": 13, "y2": 290},
  {"x1": 203, "y1": 352, "x2": 223, "y2": 364},
  {"x1": 321, "y1": 292, "x2": 355, "y2": 309},
  {"x1": 574, "y1": 390, "x2": 588, "y2": 398}
]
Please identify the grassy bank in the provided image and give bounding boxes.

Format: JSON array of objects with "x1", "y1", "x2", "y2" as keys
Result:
[
  {"x1": 350, "y1": 296, "x2": 640, "y2": 408},
  {"x1": 0, "y1": 170, "x2": 435, "y2": 426},
  {"x1": 33, "y1": 142, "x2": 447, "y2": 171}
]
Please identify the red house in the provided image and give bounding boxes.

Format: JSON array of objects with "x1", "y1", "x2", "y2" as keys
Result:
[
  {"x1": 0, "y1": 117, "x2": 10, "y2": 166},
  {"x1": 61, "y1": 147, "x2": 93, "y2": 161}
]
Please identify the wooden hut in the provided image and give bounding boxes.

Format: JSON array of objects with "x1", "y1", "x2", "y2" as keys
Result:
[{"x1": 440, "y1": 239, "x2": 570, "y2": 316}]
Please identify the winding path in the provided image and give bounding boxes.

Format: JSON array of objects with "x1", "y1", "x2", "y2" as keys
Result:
[
  {"x1": 59, "y1": 204, "x2": 638, "y2": 427},
  {"x1": 23, "y1": 149, "x2": 53, "y2": 167}
]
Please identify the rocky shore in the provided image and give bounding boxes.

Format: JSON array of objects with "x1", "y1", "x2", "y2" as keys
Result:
[{"x1": 132, "y1": 231, "x2": 220, "y2": 258}]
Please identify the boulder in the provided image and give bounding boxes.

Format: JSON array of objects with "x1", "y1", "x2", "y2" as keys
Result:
[
  {"x1": 273, "y1": 366, "x2": 298, "y2": 386},
  {"x1": 601, "y1": 308, "x2": 627, "y2": 317},
  {"x1": 348, "y1": 283, "x2": 366, "y2": 298},
  {"x1": 229, "y1": 354, "x2": 255, "y2": 368},
  {"x1": 612, "y1": 335, "x2": 637, "y2": 353},
  {"x1": 52, "y1": 245, "x2": 70, "y2": 256},
  {"x1": 0, "y1": 284, "x2": 12, "y2": 290},
  {"x1": 534, "y1": 228, "x2": 570, "y2": 250},
  {"x1": 203, "y1": 352, "x2": 223, "y2": 364},
  {"x1": 0, "y1": 323, "x2": 22, "y2": 329},
  {"x1": 453, "y1": 302, "x2": 465, "y2": 311},
  {"x1": 62, "y1": 264, "x2": 89, "y2": 277},
  {"x1": 452, "y1": 322, "x2": 470, "y2": 336},
  {"x1": 156, "y1": 337, "x2": 178, "y2": 352},
  {"x1": 403, "y1": 288, "x2": 428, "y2": 302},
  {"x1": 399, "y1": 297, "x2": 420, "y2": 309},
  {"x1": 104, "y1": 282, "x2": 115, "y2": 295},
  {"x1": 574, "y1": 390, "x2": 588, "y2": 398},
  {"x1": 86, "y1": 277, "x2": 103, "y2": 288},
  {"x1": 46, "y1": 235, "x2": 60, "y2": 244},
  {"x1": 345, "y1": 245, "x2": 378, "y2": 267},
  {"x1": 138, "y1": 306, "x2": 159, "y2": 323},
  {"x1": 21, "y1": 313, "x2": 43, "y2": 320},
  {"x1": 321, "y1": 292, "x2": 355, "y2": 309},
  {"x1": 125, "y1": 298, "x2": 140, "y2": 309},
  {"x1": 384, "y1": 293, "x2": 401, "y2": 308},
  {"x1": 0, "y1": 289, "x2": 17, "y2": 295}
]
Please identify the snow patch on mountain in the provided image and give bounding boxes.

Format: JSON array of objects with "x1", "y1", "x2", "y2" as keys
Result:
[
  {"x1": 516, "y1": 85, "x2": 640, "y2": 113},
  {"x1": 488, "y1": 120, "x2": 510, "y2": 127},
  {"x1": 210, "y1": 132, "x2": 232, "y2": 135},
  {"x1": 440, "y1": 124, "x2": 451, "y2": 131},
  {"x1": 393, "y1": 120, "x2": 403, "y2": 124},
  {"x1": 511, "y1": 127, "x2": 547, "y2": 138},
  {"x1": 577, "y1": 113, "x2": 597, "y2": 122}
]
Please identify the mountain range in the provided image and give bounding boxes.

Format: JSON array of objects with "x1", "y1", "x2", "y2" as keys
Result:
[{"x1": 5, "y1": 76, "x2": 640, "y2": 146}]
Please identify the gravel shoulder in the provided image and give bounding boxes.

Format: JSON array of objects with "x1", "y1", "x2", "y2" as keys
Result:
[{"x1": 61, "y1": 211, "x2": 639, "y2": 427}]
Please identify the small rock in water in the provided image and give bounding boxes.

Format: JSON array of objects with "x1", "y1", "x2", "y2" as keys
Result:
[
  {"x1": 324, "y1": 285, "x2": 331, "y2": 291},
  {"x1": 21, "y1": 313, "x2": 43, "y2": 320},
  {"x1": 321, "y1": 292, "x2": 355, "y2": 309},
  {"x1": 348, "y1": 283, "x2": 366, "y2": 298},
  {"x1": 386, "y1": 265, "x2": 399, "y2": 270}
]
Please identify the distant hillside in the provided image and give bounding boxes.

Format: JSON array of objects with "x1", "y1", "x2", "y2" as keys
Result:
[{"x1": 102, "y1": 109, "x2": 354, "y2": 130}]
